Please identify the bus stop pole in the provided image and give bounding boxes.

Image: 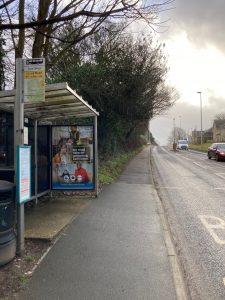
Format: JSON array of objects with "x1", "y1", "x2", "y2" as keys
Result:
[
  {"x1": 34, "y1": 119, "x2": 38, "y2": 205},
  {"x1": 14, "y1": 58, "x2": 24, "y2": 255},
  {"x1": 94, "y1": 116, "x2": 98, "y2": 197}
]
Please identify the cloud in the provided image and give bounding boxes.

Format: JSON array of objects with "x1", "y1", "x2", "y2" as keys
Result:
[
  {"x1": 162, "y1": 0, "x2": 225, "y2": 53},
  {"x1": 150, "y1": 1, "x2": 225, "y2": 146},
  {"x1": 207, "y1": 93, "x2": 225, "y2": 111}
]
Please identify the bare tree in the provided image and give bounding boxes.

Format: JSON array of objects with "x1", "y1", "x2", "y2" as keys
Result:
[
  {"x1": 215, "y1": 112, "x2": 225, "y2": 120},
  {"x1": 0, "y1": 0, "x2": 173, "y2": 80},
  {"x1": 168, "y1": 127, "x2": 187, "y2": 145}
]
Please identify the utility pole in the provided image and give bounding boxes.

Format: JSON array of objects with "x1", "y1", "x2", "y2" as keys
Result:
[
  {"x1": 179, "y1": 115, "x2": 181, "y2": 139},
  {"x1": 173, "y1": 118, "x2": 176, "y2": 151},
  {"x1": 197, "y1": 92, "x2": 203, "y2": 145}
]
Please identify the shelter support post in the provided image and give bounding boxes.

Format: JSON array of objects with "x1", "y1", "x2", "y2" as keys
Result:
[
  {"x1": 94, "y1": 116, "x2": 98, "y2": 197},
  {"x1": 34, "y1": 120, "x2": 38, "y2": 205},
  {"x1": 14, "y1": 58, "x2": 24, "y2": 255}
]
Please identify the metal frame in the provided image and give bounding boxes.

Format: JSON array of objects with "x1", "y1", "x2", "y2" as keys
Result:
[{"x1": 0, "y1": 82, "x2": 99, "y2": 121}]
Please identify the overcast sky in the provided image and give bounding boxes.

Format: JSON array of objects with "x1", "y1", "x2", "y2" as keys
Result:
[{"x1": 150, "y1": 0, "x2": 225, "y2": 145}]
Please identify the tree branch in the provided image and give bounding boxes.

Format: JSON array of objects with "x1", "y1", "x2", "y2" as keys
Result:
[
  {"x1": 0, "y1": 1, "x2": 172, "y2": 30},
  {"x1": 0, "y1": 0, "x2": 16, "y2": 10}
]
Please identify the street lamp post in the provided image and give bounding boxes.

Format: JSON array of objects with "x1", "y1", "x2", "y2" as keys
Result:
[
  {"x1": 179, "y1": 115, "x2": 181, "y2": 139},
  {"x1": 173, "y1": 118, "x2": 176, "y2": 151},
  {"x1": 197, "y1": 92, "x2": 203, "y2": 145}
]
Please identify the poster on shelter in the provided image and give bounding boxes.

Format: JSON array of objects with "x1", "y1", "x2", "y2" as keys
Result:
[{"x1": 51, "y1": 126, "x2": 94, "y2": 190}]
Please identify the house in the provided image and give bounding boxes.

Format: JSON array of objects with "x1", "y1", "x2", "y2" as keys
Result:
[
  {"x1": 191, "y1": 128, "x2": 213, "y2": 144},
  {"x1": 204, "y1": 127, "x2": 213, "y2": 143},
  {"x1": 191, "y1": 130, "x2": 202, "y2": 144},
  {"x1": 212, "y1": 120, "x2": 225, "y2": 142}
]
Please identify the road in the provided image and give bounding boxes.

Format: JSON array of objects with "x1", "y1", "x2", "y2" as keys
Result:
[{"x1": 151, "y1": 146, "x2": 225, "y2": 300}]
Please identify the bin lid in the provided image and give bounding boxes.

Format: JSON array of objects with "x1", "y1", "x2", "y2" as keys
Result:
[{"x1": 0, "y1": 180, "x2": 15, "y2": 192}]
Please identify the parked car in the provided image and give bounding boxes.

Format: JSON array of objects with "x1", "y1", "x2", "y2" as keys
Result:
[
  {"x1": 207, "y1": 143, "x2": 225, "y2": 161},
  {"x1": 177, "y1": 140, "x2": 188, "y2": 150}
]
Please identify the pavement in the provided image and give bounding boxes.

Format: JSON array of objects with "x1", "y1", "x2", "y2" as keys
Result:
[{"x1": 17, "y1": 146, "x2": 185, "y2": 300}]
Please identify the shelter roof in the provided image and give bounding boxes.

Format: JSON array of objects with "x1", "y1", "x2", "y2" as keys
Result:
[{"x1": 0, "y1": 82, "x2": 99, "y2": 121}]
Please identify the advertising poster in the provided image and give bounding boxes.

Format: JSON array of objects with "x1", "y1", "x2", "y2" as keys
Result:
[{"x1": 51, "y1": 126, "x2": 94, "y2": 190}]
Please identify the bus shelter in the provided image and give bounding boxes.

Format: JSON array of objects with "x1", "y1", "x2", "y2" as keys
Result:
[{"x1": 0, "y1": 81, "x2": 99, "y2": 253}]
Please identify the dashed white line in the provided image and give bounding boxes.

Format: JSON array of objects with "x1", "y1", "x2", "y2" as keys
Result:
[
  {"x1": 215, "y1": 173, "x2": 225, "y2": 180},
  {"x1": 181, "y1": 156, "x2": 193, "y2": 161},
  {"x1": 193, "y1": 162, "x2": 207, "y2": 169}
]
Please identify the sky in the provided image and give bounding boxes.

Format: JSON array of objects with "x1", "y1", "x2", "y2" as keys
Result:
[{"x1": 150, "y1": 0, "x2": 225, "y2": 145}]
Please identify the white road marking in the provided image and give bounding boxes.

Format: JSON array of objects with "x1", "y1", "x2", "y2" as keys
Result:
[
  {"x1": 181, "y1": 156, "x2": 192, "y2": 161},
  {"x1": 223, "y1": 278, "x2": 225, "y2": 286},
  {"x1": 215, "y1": 173, "x2": 225, "y2": 180},
  {"x1": 178, "y1": 156, "x2": 208, "y2": 169},
  {"x1": 158, "y1": 187, "x2": 184, "y2": 190},
  {"x1": 199, "y1": 215, "x2": 225, "y2": 244},
  {"x1": 193, "y1": 162, "x2": 207, "y2": 169},
  {"x1": 214, "y1": 188, "x2": 225, "y2": 190}
]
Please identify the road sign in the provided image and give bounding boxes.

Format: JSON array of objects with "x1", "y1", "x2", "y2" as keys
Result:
[
  {"x1": 17, "y1": 146, "x2": 31, "y2": 203},
  {"x1": 23, "y1": 58, "x2": 45, "y2": 102}
]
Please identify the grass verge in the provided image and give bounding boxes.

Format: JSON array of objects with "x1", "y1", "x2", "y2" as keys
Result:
[
  {"x1": 188, "y1": 143, "x2": 211, "y2": 152},
  {"x1": 98, "y1": 147, "x2": 144, "y2": 185}
]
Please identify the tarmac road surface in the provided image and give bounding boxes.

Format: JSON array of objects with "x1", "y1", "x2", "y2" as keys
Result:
[{"x1": 152, "y1": 146, "x2": 225, "y2": 300}]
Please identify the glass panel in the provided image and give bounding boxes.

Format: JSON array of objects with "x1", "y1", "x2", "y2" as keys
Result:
[{"x1": 37, "y1": 126, "x2": 50, "y2": 193}]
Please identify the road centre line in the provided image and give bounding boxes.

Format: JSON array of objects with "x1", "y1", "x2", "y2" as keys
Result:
[
  {"x1": 179, "y1": 156, "x2": 207, "y2": 168},
  {"x1": 193, "y1": 162, "x2": 207, "y2": 169},
  {"x1": 181, "y1": 156, "x2": 192, "y2": 161},
  {"x1": 215, "y1": 173, "x2": 225, "y2": 180},
  {"x1": 223, "y1": 278, "x2": 225, "y2": 286}
]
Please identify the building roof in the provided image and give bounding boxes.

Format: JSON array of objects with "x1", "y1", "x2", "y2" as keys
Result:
[
  {"x1": 204, "y1": 127, "x2": 213, "y2": 133},
  {"x1": 213, "y1": 119, "x2": 225, "y2": 128},
  {"x1": 0, "y1": 82, "x2": 99, "y2": 121}
]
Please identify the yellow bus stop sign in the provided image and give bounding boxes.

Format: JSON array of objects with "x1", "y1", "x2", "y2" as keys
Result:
[{"x1": 23, "y1": 58, "x2": 45, "y2": 102}]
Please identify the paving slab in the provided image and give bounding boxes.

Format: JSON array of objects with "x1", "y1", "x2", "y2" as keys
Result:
[{"x1": 25, "y1": 196, "x2": 91, "y2": 240}]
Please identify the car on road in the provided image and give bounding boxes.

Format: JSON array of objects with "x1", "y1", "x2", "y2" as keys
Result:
[
  {"x1": 207, "y1": 143, "x2": 225, "y2": 161},
  {"x1": 177, "y1": 140, "x2": 188, "y2": 150}
]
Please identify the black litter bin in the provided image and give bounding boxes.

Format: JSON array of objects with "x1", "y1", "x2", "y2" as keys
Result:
[{"x1": 0, "y1": 180, "x2": 16, "y2": 266}]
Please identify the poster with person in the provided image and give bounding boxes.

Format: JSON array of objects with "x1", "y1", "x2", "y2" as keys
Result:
[{"x1": 51, "y1": 125, "x2": 94, "y2": 190}]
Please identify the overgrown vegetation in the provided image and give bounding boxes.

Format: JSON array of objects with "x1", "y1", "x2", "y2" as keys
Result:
[
  {"x1": 98, "y1": 147, "x2": 144, "y2": 184},
  {"x1": 48, "y1": 24, "x2": 175, "y2": 157}
]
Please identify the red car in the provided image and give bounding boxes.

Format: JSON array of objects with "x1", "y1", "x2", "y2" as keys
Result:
[{"x1": 207, "y1": 143, "x2": 225, "y2": 161}]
